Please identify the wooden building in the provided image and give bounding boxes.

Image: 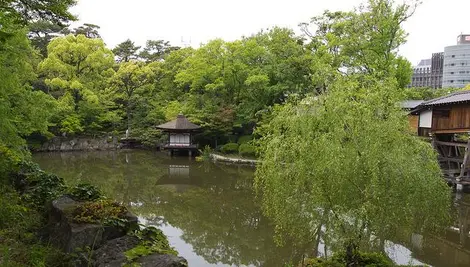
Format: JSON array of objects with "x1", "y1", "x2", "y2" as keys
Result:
[
  {"x1": 156, "y1": 114, "x2": 201, "y2": 156},
  {"x1": 401, "y1": 100, "x2": 424, "y2": 134},
  {"x1": 411, "y1": 91, "x2": 470, "y2": 183}
]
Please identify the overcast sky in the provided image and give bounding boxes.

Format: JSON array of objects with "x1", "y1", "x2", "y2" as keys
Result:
[{"x1": 71, "y1": 0, "x2": 470, "y2": 65}]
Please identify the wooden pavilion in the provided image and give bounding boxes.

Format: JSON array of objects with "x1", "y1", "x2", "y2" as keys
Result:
[
  {"x1": 156, "y1": 114, "x2": 201, "y2": 156},
  {"x1": 411, "y1": 91, "x2": 470, "y2": 184}
]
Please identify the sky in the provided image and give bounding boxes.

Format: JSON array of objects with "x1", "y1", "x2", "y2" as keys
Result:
[{"x1": 70, "y1": 0, "x2": 470, "y2": 66}]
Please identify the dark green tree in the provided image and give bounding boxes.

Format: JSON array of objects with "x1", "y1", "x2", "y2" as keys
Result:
[
  {"x1": 139, "y1": 40, "x2": 180, "y2": 62},
  {"x1": 113, "y1": 39, "x2": 141, "y2": 63}
]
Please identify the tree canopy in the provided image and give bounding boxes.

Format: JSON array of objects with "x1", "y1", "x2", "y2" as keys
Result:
[{"x1": 255, "y1": 0, "x2": 451, "y2": 262}]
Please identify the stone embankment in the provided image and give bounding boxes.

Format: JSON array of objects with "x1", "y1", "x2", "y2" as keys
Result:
[
  {"x1": 34, "y1": 136, "x2": 121, "y2": 152},
  {"x1": 210, "y1": 153, "x2": 258, "y2": 165}
]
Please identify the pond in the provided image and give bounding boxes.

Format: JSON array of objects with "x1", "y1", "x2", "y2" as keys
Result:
[{"x1": 33, "y1": 150, "x2": 470, "y2": 267}]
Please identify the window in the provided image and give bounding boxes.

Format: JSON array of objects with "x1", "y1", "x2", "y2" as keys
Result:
[
  {"x1": 451, "y1": 63, "x2": 455, "y2": 66},
  {"x1": 452, "y1": 55, "x2": 456, "y2": 58},
  {"x1": 451, "y1": 72, "x2": 454, "y2": 74}
]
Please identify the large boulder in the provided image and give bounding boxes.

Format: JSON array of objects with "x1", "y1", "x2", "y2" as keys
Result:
[
  {"x1": 48, "y1": 196, "x2": 138, "y2": 253},
  {"x1": 93, "y1": 235, "x2": 187, "y2": 267}
]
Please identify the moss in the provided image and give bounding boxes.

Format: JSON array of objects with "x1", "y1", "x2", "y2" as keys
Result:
[
  {"x1": 125, "y1": 227, "x2": 178, "y2": 264},
  {"x1": 70, "y1": 199, "x2": 128, "y2": 224}
]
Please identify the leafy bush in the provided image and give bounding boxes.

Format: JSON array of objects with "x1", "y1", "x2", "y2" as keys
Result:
[
  {"x1": 16, "y1": 161, "x2": 66, "y2": 209},
  {"x1": 69, "y1": 183, "x2": 102, "y2": 201},
  {"x1": 0, "y1": 186, "x2": 68, "y2": 267},
  {"x1": 237, "y1": 135, "x2": 253, "y2": 144},
  {"x1": 221, "y1": 143, "x2": 239, "y2": 154},
  {"x1": 238, "y1": 143, "x2": 256, "y2": 157},
  {"x1": 134, "y1": 128, "x2": 165, "y2": 148}
]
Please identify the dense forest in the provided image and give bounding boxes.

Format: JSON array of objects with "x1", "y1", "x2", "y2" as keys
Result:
[{"x1": 3, "y1": 0, "x2": 446, "y2": 152}]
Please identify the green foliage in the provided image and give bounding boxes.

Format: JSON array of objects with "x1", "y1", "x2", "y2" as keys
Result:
[
  {"x1": 69, "y1": 183, "x2": 102, "y2": 201},
  {"x1": 71, "y1": 199, "x2": 127, "y2": 224},
  {"x1": 113, "y1": 39, "x2": 141, "y2": 63},
  {"x1": 39, "y1": 34, "x2": 115, "y2": 135},
  {"x1": 0, "y1": 180, "x2": 68, "y2": 267},
  {"x1": 402, "y1": 86, "x2": 467, "y2": 101},
  {"x1": 238, "y1": 143, "x2": 256, "y2": 157},
  {"x1": 255, "y1": 0, "x2": 451, "y2": 256},
  {"x1": 221, "y1": 143, "x2": 239, "y2": 154},
  {"x1": 237, "y1": 135, "x2": 253, "y2": 144},
  {"x1": 125, "y1": 226, "x2": 178, "y2": 263},
  {"x1": 16, "y1": 161, "x2": 66, "y2": 209}
]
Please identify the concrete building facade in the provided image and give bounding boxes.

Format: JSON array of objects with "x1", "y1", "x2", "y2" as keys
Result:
[
  {"x1": 443, "y1": 34, "x2": 470, "y2": 88},
  {"x1": 410, "y1": 53, "x2": 444, "y2": 89},
  {"x1": 410, "y1": 59, "x2": 432, "y2": 87}
]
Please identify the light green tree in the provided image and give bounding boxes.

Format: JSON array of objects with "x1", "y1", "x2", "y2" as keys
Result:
[
  {"x1": 38, "y1": 34, "x2": 115, "y2": 134},
  {"x1": 110, "y1": 61, "x2": 155, "y2": 133},
  {"x1": 255, "y1": 0, "x2": 451, "y2": 264}
]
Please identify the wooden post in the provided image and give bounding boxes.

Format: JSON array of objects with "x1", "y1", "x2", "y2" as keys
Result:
[{"x1": 458, "y1": 132, "x2": 470, "y2": 181}]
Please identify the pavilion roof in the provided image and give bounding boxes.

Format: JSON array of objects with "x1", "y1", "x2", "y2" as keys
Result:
[{"x1": 156, "y1": 114, "x2": 201, "y2": 131}]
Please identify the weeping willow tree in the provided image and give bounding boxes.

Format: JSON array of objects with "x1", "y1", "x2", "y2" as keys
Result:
[{"x1": 255, "y1": 0, "x2": 452, "y2": 264}]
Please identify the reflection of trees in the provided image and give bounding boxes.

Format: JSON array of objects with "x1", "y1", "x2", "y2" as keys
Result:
[
  {"x1": 138, "y1": 164, "x2": 311, "y2": 267},
  {"x1": 403, "y1": 194, "x2": 470, "y2": 267},
  {"x1": 33, "y1": 152, "x2": 310, "y2": 267}
]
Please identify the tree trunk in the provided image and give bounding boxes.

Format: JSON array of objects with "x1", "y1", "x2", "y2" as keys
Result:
[{"x1": 126, "y1": 102, "x2": 131, "y2": 134}]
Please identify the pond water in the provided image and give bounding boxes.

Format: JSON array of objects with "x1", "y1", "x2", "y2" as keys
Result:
[{"x1": 33, "y1": 150, "x2": 470, "y2": 267}]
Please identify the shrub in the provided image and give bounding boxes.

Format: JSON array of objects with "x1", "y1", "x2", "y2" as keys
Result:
[
  {"x1": 237, "y1": 135, "x2": 253, "y2": 144},
  {"x1": 16, "y1": 161, "x2": 66, "y2": 209},
  {"x1": 69, "y1": 183, "x2": 102, "y2": 201},
  {"x1": 221, "y1": 143, "x2": 239, "y2": 154},
  {"x1": 239, "y1": 143, "x2": 256, "y2": 157}
]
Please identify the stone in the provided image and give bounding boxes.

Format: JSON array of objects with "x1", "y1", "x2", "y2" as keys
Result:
[
  {"x1": 48, "y1": 196, "x2": 138, "y2": 253},
  {"x1": 93, "y1": 235, "x2": 140, "y2": 267},
  {"x1": 135, "y1": 254, "x2": 188, "y2": 267},
  {"x1": 93, "y1": 235, "x2": 188, "y2": 267},
  {"x1": 35, "y1": 136, "x2": 121, "y2": 152}
]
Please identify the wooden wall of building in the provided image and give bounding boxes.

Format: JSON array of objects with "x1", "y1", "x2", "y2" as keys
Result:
[
  {"x1": 432, "y1": 104, "x2": 470, "y2": 133},
  {"x1": 408, "y1": 115, "x2": 419, "y2": 134}
]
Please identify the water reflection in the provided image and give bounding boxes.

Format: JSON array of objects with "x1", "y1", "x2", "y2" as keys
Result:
[{"x1": 32, "y1": 150, "x2": 470, "y2": 267}]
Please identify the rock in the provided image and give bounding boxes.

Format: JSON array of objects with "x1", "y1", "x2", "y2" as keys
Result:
[
  {"x1": 92, "y1": 235, "x2": 140, "y2": 267},
  {"x1": 93, "y1": 236, "x2": 188, "y2": 267},
  {"x1": 35, "y1": 136, "x2": 121, "y2": 152},
  {"x1": 136, "y1": 254, "x2": 188, "y2": 267},
  {"x1": 48, "y1": 196, "x2": 138, "y2": 253}
]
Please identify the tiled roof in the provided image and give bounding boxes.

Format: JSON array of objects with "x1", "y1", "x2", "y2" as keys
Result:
[
  {"x1": 156, "y1": 114, "x2": 201, "y2": 130},
  {"x1": 401, "y1": 100, "x2": 424, "y2": 109},
  {"x1": 422, "y1": 90, "x2": 470, "y2": 106}
]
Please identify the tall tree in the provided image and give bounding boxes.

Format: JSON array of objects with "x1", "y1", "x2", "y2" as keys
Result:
[
  {"x1": 0, "y1": 18, "x2": 56, "y2": 154},
  {"x1": 38, "y1": 34, "x2": 115, "y2": 134},
  {"x1": 0, "y1": 0, "x2": 75, "y2": 43},
  {"x1": 255, "y1": 0, "x2": 451, "y2": 263},
  {"x1": 28, "y1": 19, "x2": 68, "y2": 57},
  {"x1": 110, "y1": 61, "x2": 155, "y2": 133},
  {"x1": 113, "y1": 39, "x2": 141, "y2": 63},
  {"x1": 139, "y1": 40, "x2": 180, "y2": 62},
  {"x1": 69, "y1": 23, "x2": 101, "y2": 39}
]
